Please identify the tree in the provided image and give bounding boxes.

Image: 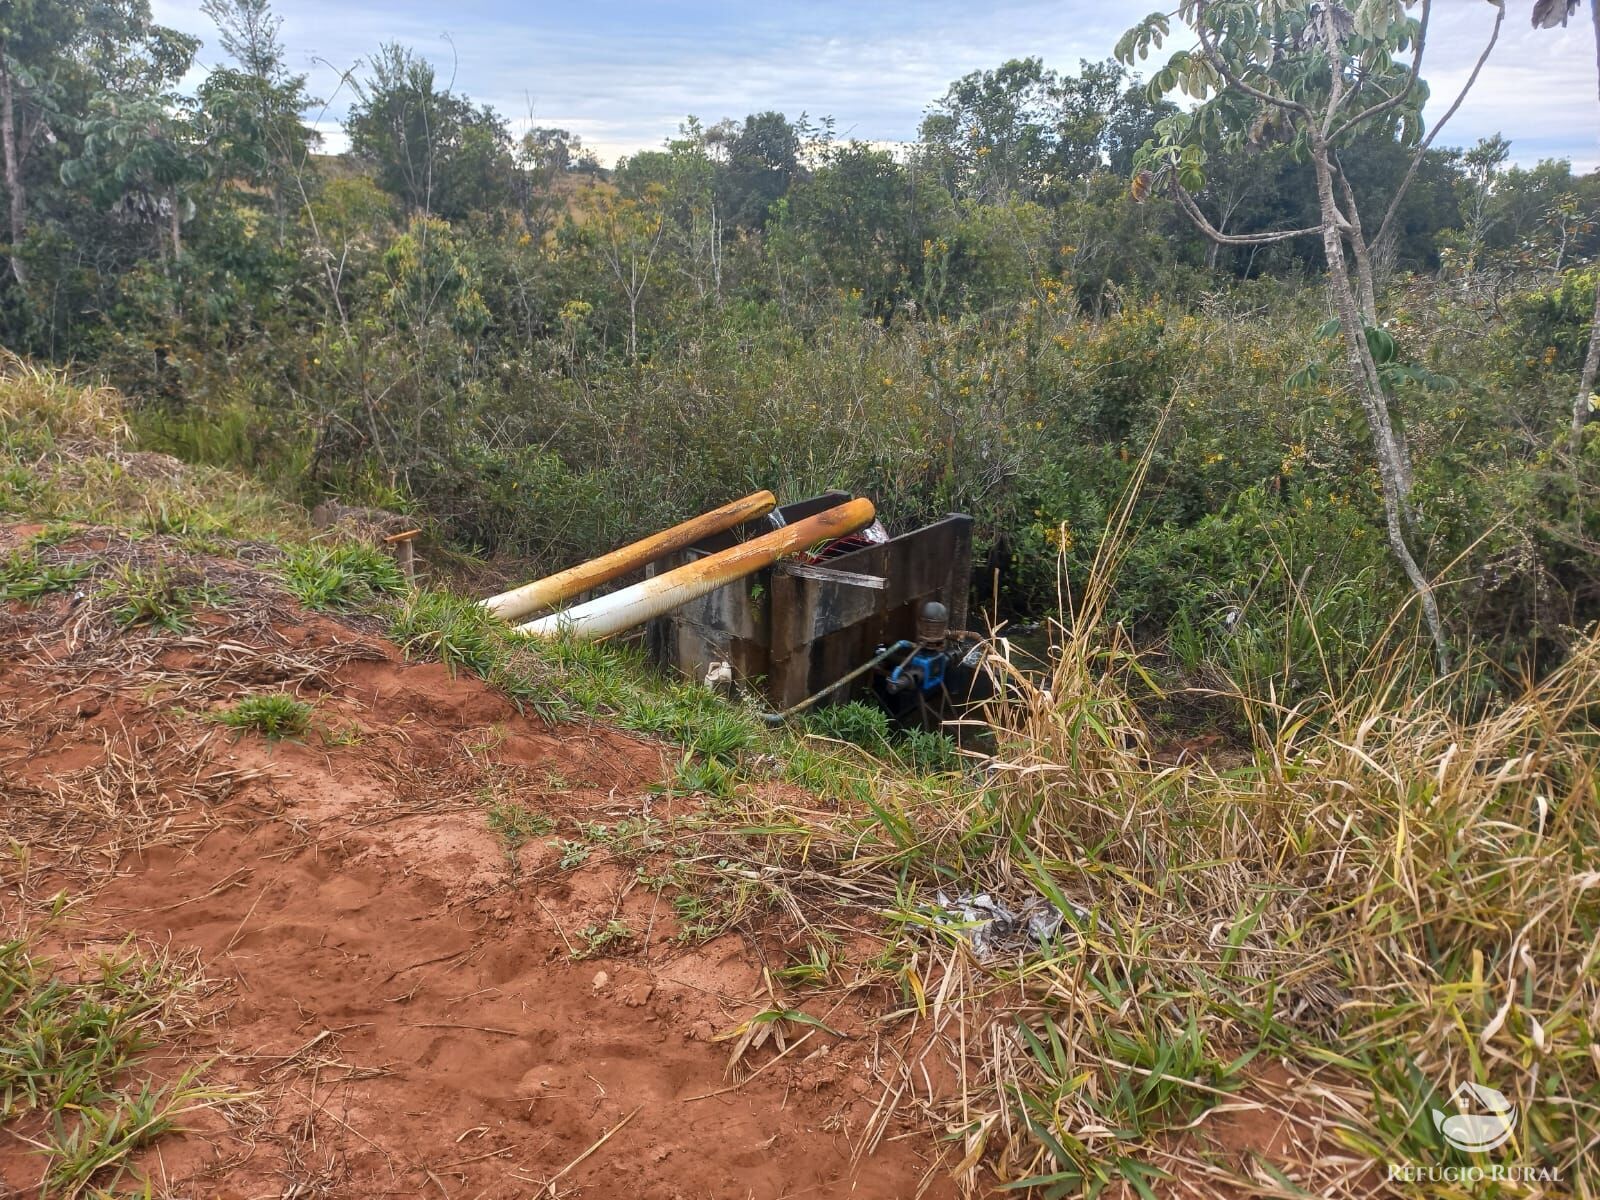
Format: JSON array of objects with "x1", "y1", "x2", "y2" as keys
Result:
[
  {"x1": 1050, "y1": 59, "x2": 1178, "y2": 183},
  {"x1": 512, "y1": 125, "x2": 597, "y2": 244},
  {"x1": 0, "y1": 0, "x2": 195, "y2": 286},
  {"x1": 1449, "y1": 134, "x2": 1511, "y2": 272},
  {"x1": 195, "y1": 0, "x2": 318, "y2": 239},
  {"x1": 920, "y1": 58, "x2": 1060, "y2": 201},
  {"x1": 61, "y1": 92, "x2": 209, "y2": 260},
  {"x1": 583, "y1": 178, "x2": 667, "y2": 362},
  {"x1": 787, "y1": 141, "x2": 950, "y2": 320},
  {"x1": 1118, "y1": 0, "x2": 1508, "y2": 672},
  {"x1": 714, "y1": 110, "x2": 801, "y2": 230},
  {"x1": 346, "y1": 43, "x2": 514, "y2": 221}
]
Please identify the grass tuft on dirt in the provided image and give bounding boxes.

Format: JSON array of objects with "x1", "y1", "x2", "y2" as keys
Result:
[
  {"x1": 1, "y1": 931, "x2": 229, "y2": 1198},
  {"x1": 215, "y1": 694, "x2": 314, "y2": 740},
  {"x1": 0, "y1": 549, "x2": 88, "y2": 604},
  {"x1": 277, "y1": 542, "x2": 407, "y2": 611}
]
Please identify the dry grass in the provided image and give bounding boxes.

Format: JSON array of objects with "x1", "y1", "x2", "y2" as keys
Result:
[
  {"x1": 0, "y1": 353, "x2": 305, "y2": 544},
  {"x1": 942, "y1": 585, "x2": 1598, "y2": 1195},
  {"x1": 696, "y1": 459, "x2": 1598, "y2": 1197},
  {"x1": 0, "y1": 352, "x2": 129, "y2": 444}
]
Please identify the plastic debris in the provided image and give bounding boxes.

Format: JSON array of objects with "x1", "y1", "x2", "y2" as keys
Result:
[
  {"x1": 704, "y1": 660, "x2": 735, "y2": 694},
  {"x1": 931, "y1": 889, "x2": 1094, "y2": 959}
]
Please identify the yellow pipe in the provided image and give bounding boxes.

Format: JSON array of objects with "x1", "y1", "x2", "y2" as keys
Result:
[
  {"x1": 519, "y1": 498, "x2": 875, "y2": 640},
  {"x1": 483, "y1": 489, "x2": 776, "y2": 622}
]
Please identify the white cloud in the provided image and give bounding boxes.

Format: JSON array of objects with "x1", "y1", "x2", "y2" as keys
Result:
[{"x1": 152, "y1": 0, "x2": 1597, "y2": 170}]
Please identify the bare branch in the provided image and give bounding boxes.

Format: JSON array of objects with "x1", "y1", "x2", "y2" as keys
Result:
[
  {"x1": 1373, "y1": 0, "x2": 1503, "y2": 254},
  {"x1": 1173, "y1": 183, "x2": 1323, "y2": 246}
]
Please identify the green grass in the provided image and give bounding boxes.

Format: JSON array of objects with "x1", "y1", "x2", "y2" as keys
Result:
[
  {"x1": 278, "y1": 542, "x2": 407, "y2": 611},
  {"x1": 804, "y1": 700, "x2": 891, "y2": 753},
  {"x1": 485, "y1": 800, "x2": 554, "y2": 848},
  {"x1": 571, "y1": 919, "x2": 633, "y2": 959},
  {"x1": 0, "y1": 461, "x2": 47, "y2": 513},
  {"x1": 895, "y1": 727, "x2": 961, "y2": 774},
  {"x1": 215, "y1": 694, "x2": 314, "y2": 739},
  {"x1": 0, "y1": 549, "x2": 88, "y2": 604},
  {"x1": 387, "y1": 588, "x2": 501, "y2": 676},
  {"x1": 0, "y1": 934, "x2": 227, "y2": 1197},
  {"x1": 98, "y1": 562, "x2": 224, "y2": 631}
]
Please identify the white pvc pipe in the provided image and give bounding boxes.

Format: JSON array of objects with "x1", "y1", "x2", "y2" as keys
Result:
[{"x1": 518, "y1": 498, "x2": 875, "y2": 640}]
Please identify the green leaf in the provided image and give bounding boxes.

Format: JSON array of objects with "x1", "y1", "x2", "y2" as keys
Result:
[
  {"x1": 1364, "y1": 325, "x2": 1398, "y2": 365},
  {"x1": 750, "y1": 1008, "x2": 844, "y2": 1037},
  {"x1": 1286, "y1": 363, "x2": 1323, "y2": 393}
]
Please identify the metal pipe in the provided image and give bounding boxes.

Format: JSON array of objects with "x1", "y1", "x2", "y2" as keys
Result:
[
  {"x1": 760, "y1": 640, "x2": 915, "y2": 725},
  {"x1": 518, "y1": 498, "x2": 875, "y2": 641},
  {"x1": 483, "y1": 490, "x2": 776, "y2": 622}
]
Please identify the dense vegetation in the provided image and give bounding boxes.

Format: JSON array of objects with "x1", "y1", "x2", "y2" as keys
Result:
[
  {"x1": 2, "y1": 0, "x2": 1597, "y2": 693},
  {"x1": 6, "y1": 332, "x2": 1597, "y2": 1198},
  {"x1": 4, "y1": 2, "x2": 1600, "y2": 1190}
]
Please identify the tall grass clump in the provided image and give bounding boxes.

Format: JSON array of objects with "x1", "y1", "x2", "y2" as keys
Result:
[
  {"x1": 279, "y1": 542, "x2": 406, "y2": 611},
  {"x1": 0, "y1": 357, "x2": 303, "y2": 541},
  {"x1": 215, "y1": 694, "x2": 314, "y2": 740},
  {"x1": 943, "y1": 477, "x2": 1599, "y2": 1196},
  {"x1": 0, "y1": 352, "x2": 127, "y2": 450}
]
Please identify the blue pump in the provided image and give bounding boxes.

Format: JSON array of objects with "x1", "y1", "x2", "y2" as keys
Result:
[{"x1": 887, "y1": 646, "x2": 948, "y2": 694}]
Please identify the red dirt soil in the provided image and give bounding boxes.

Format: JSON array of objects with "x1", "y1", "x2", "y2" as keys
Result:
[{"x1": 0, "y1": 529, "x2": 954, "y2": 1199}]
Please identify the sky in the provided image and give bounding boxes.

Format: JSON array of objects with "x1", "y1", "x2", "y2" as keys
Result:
[{"x1": 151, "y1": 0, "x2": 1600, "y2": 172}]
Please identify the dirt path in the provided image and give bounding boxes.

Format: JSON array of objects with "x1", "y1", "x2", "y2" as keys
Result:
[{"x1": 0, "y1": 528, "x2": 952, "y2": 1199}]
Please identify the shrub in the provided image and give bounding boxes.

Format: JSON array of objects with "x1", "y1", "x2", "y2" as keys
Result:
[
  {"x1": 805, "y1": 701, "x2": 891, "y2": 753},
  {"x1": 897, "y1": 727, "x2": 961, "y2": 774},
  {"x1": 215, "y1": 694, "x2": 313, "y2": 739},
  {"x1": 279, "y1": 542, "x2": 406, "y2": 611}
]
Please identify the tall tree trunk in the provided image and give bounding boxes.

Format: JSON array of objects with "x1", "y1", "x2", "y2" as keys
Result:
[
  {"x1": 1331, "y1": 163, "x2": 1418, "y2": 508},
  {"x1": 626, "y1": 290, "x2": 639, "y2": 363},
  {"x1": 1573, "y1": 278, "x2": 1600, "y2": 448},
  {"x1": 1333, "y1": 165, "x2": 1379, "y2": 324},
  {"x1": 1313, "y1": 142, "x2": 1450, "y2": 673},
  {"x1": 0, "y1": 45, "x2": 28, "y2": 287},
  {"x1": 1576, "y1": 0, "x2": 1600, "y2": 450}
]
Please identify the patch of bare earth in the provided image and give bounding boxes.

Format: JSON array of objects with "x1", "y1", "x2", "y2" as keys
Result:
[{"x1": 0, "y1": 526, "x2": 952, "y2": 1199}]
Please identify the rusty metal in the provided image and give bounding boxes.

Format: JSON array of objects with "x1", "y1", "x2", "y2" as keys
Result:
[
  {"x1": 915, "y1": 600, "x2": 949, "y2": 644},
  {"x1": 483, "y1": 490, "x2": 776, "y2": 622},
  {"x1": 518, "y1": 498, "x2": 876, "y2": 640},
  {"x1": 763, "y1": 512, "x2": 972, "y2": 709},
  {"x1": 646, "y1": 498, "x2": 973, "y2": 711}
]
